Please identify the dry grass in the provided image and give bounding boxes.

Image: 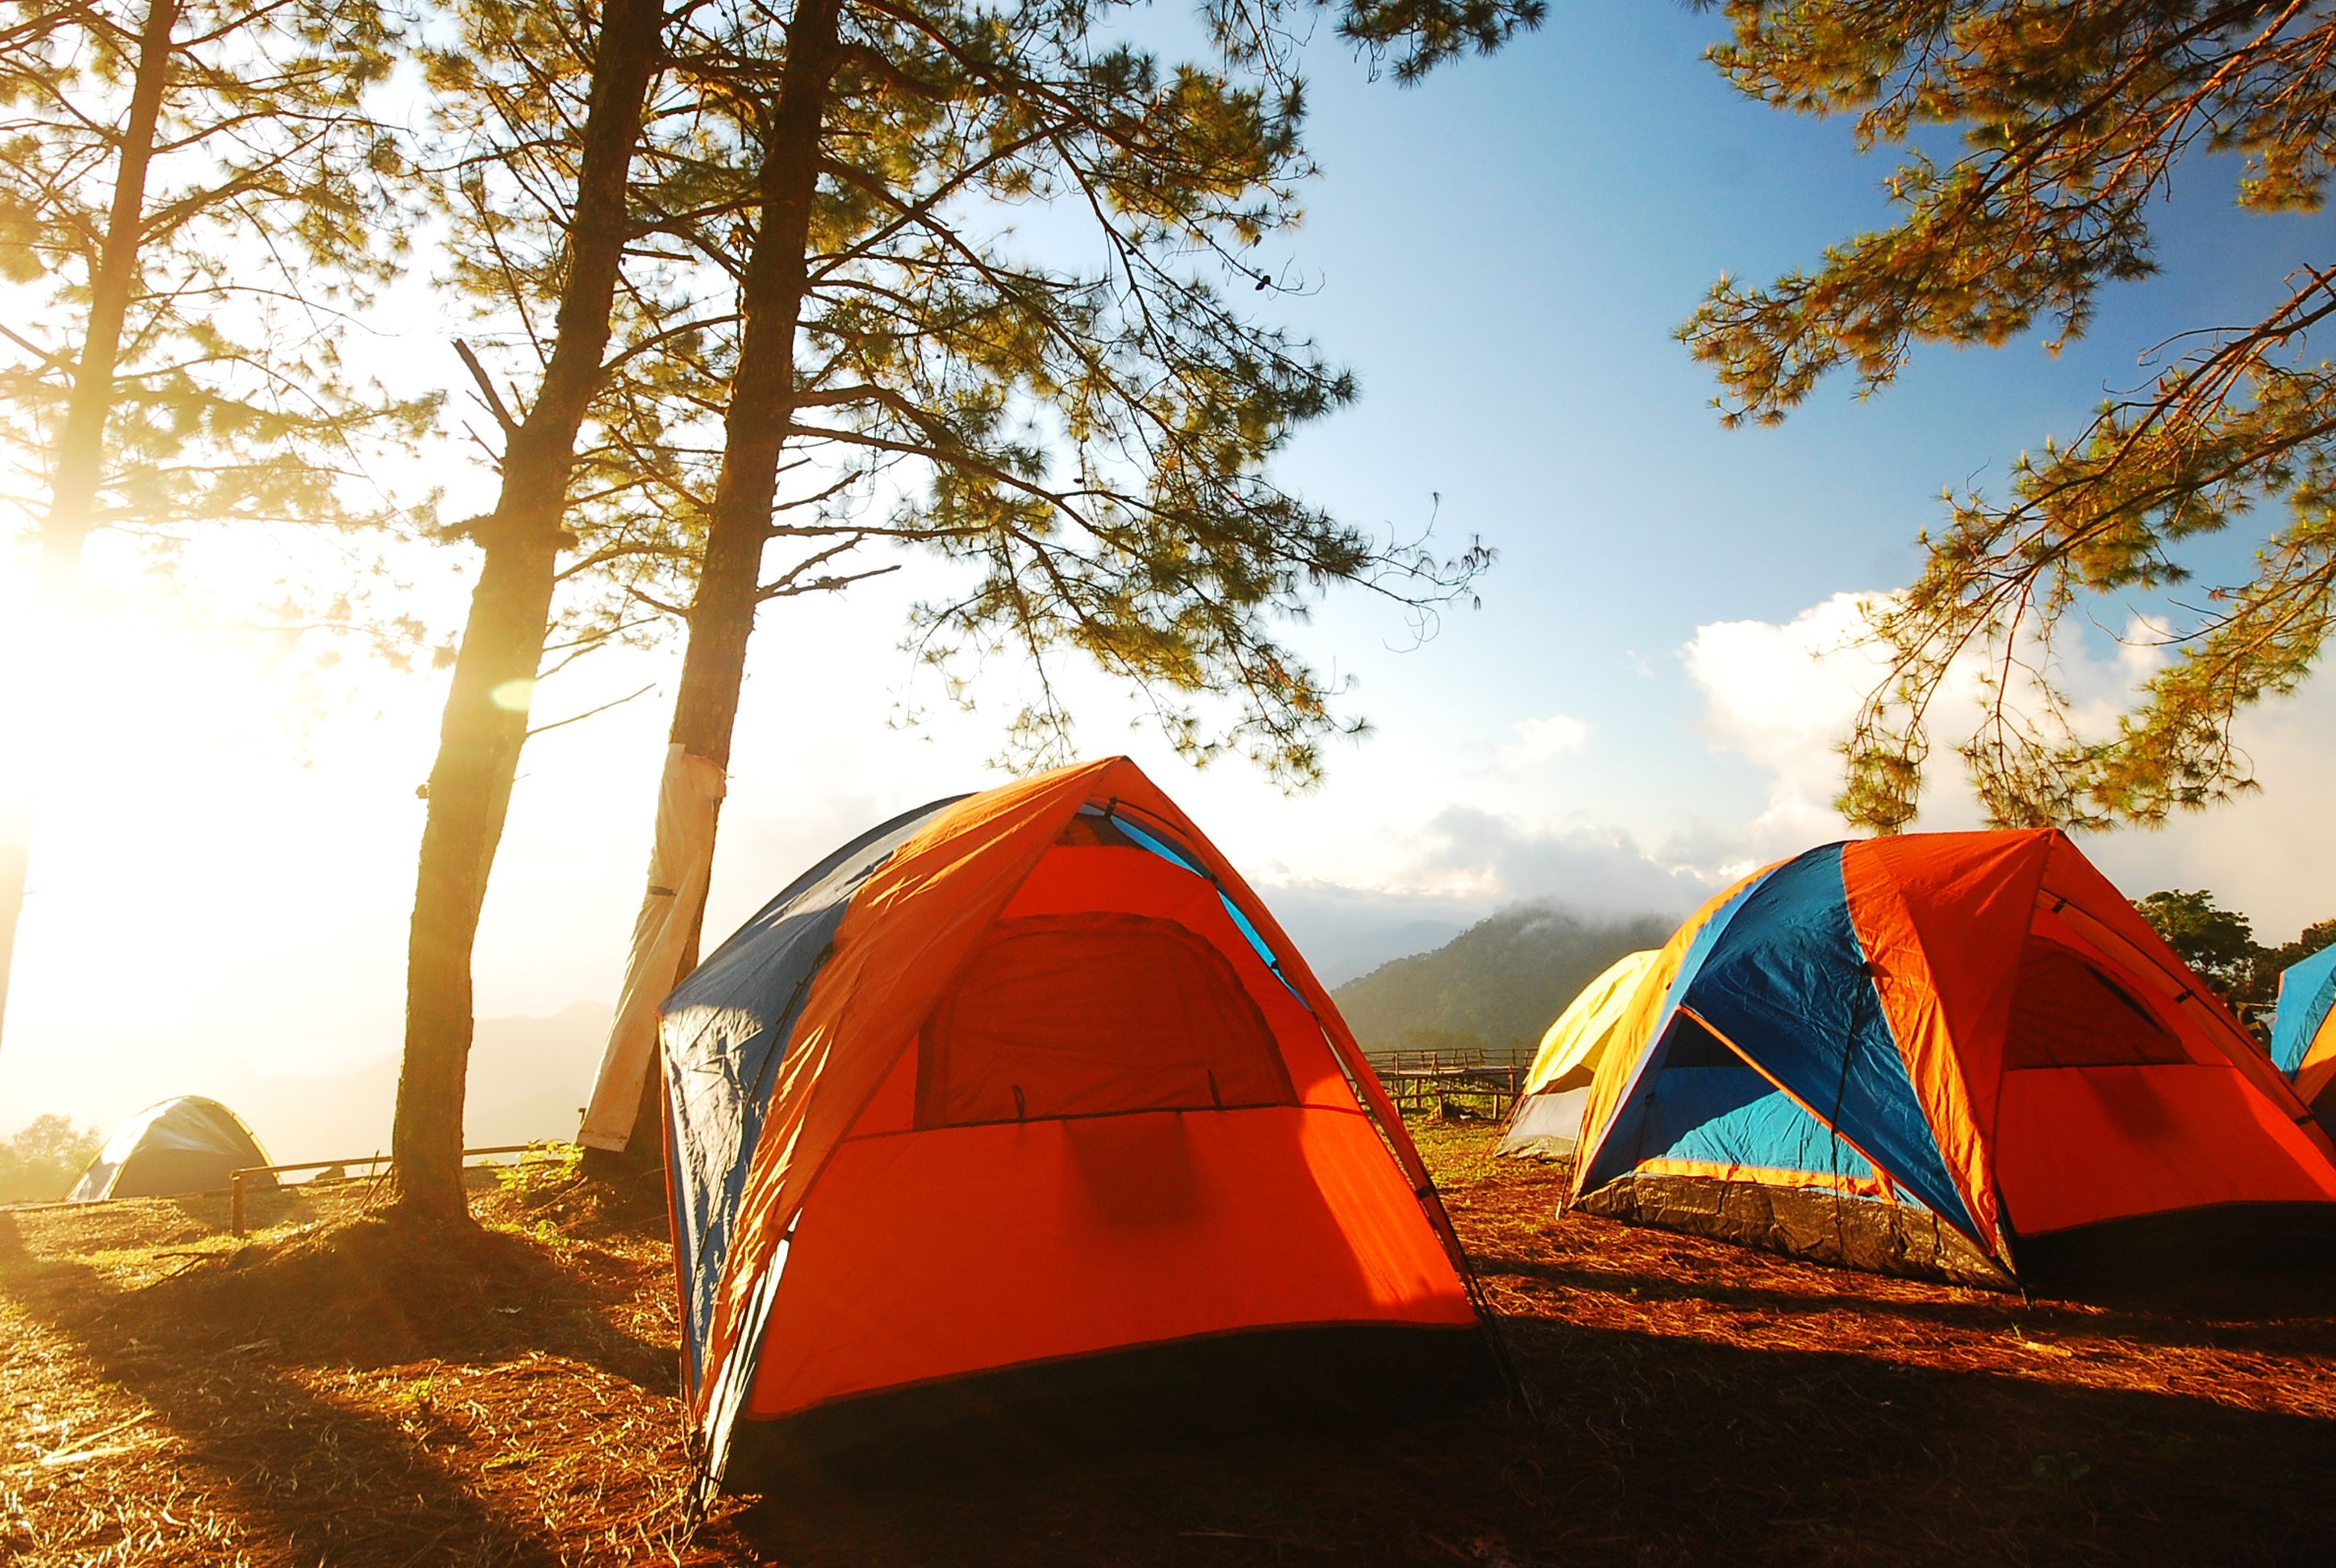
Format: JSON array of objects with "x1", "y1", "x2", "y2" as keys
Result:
[
  {"x1": 4, "y1": 1126, "x2": 2334, "y2": 1565},
  {"x1": 1, "y1": 1174, "x2": 715, "y2": 1566}
]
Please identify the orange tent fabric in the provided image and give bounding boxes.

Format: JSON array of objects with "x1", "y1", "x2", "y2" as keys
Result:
[{"x1": 659, "y1": 758, "x2": 1483, "y2": 1489}]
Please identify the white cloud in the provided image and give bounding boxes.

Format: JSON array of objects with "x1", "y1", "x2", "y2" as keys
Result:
[
  {"x1": 1397, "y1": 804, "x2": 1717, "y2": 915},
  {"x1": 1679, "y1": 592, "x2": 1925, "y2": 860},
  {"x1": 1502, "y1": 711, "x2": 1591, "y2": 763},
  {"x1": 1678, "y1": 592, "x2": 2336, "y2": 939}
]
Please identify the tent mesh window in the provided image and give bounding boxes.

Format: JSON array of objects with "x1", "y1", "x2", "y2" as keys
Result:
[
  {"x1": 916, "y1": 913, "x2": 1297, "y2": 1127},
  {"x1": 1662, "y1": 1015, "x2": 1742, "y2": 1070},
  {"x1": 2002, "y1": 940, "x2": 2191, "y2": 1070}
]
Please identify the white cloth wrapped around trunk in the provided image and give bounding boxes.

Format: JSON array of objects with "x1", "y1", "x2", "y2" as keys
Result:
[{"x1": 579, "y1": 744, "x2": 727, "y2": 1151}]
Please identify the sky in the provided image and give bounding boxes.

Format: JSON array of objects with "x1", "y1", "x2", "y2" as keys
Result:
[{"x1": 6, "y1": 6, "x2": 2335, "y2": 1160}]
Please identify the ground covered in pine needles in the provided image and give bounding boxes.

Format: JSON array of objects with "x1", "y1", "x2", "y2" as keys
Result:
[{"x1": 5, "y1": 1124, "x2": 2334, "y2": 1565}]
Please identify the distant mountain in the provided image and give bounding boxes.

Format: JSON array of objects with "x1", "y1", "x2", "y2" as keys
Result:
[
  {"x1": 1332, "y1": 906, "x2": 1674, "y2": 1061},
  {"x1": 1249, "y1": 883, "x2": 1482, "y2": 990},
  {"x1": 462, "y1": 1002, "x2": 619, "y2": 1149},
  {"x1": 1306, "y1": 919, "x2": 1466, "y2": 988}
]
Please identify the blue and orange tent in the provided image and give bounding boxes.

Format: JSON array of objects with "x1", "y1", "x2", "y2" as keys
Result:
[
  {"x1": 657, "y1": 758, "x2": 1489, "y2": 1494},
  {"x1": 1569, "y1": 830, "x2": 2336, "y2": 1291},
  {"x1": 2271, "y1": 945, "x2": 2336, "y2": 1124}
]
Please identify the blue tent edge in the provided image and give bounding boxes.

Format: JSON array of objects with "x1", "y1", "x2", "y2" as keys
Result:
[{"x1": 2271, "y1": 945, "x2": 2336, "y2": 1078}]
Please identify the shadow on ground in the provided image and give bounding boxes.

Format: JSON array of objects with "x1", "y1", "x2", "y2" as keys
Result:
[
  {"x1": 1, "y1": 1188, "x2": 686, "y2": 1565},
  {"x1": 3, "y1": 1133, "x2": 2333, "y2": 1565},
  {"x1": 711, "y1": 1311, "x2": 2335, "y2": 1567}
]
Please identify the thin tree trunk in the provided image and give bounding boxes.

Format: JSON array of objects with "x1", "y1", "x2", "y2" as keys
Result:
[
  {"x1": 0, "y1": 0, "x2": 178, "y2": 1057},
  {"x1": 389, "y1": 0, "x2": 670, "y2": 1223},
  {"x1": 669, "y1": 0, "x2": 845, "y2": 774},
  {"x1": 596, "y1": 0, "x2": 846, "y2": 1163},
  {"x1": 0, "y1": 838, "x2": 27, "y2": 1055}
]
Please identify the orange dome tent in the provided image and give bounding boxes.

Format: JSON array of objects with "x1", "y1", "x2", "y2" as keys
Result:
[
  {"x1": 650, "y1": 758, "x2": 1491, "y2": 1495},
  {"x1": 1570, "y1": 830, "x2": 2336, "y2": 1292}
]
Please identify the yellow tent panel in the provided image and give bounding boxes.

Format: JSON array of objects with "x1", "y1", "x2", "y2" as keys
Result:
[{"x1": 1499, "y1": 949, "x2": 1662, "y2": 1158}]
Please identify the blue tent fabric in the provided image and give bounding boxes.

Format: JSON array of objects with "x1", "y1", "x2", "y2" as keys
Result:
[
  {"x1": 1091, "y1": 804, "x2": 1309, "y2": 1005},
  {"x1": 1579, "y1": 844, "x2": 1982, "y2": 1247},
  {"x1": 661, "y1": 795, "x2": 964, "y2": 1385},
  {"x1": 1671, "y1": 846, "x2": 1979, "y2": 1239},
  {"x1": 2272, "y1": 945, "x2": 2336, "y2": 1078},
  {"x1": 1625, "y1": 1045, "x2": 1882, "y2": 1187},
  {"x1": 1577, "y1": 869, "x2": 1775, "y2": 1192}
]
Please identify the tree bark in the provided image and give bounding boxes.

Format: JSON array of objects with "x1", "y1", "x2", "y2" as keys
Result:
[
  {"x1": 389, "y1": 0, "x2": 670, "y2": 1223},
  {"x1": 669, "y1": 0, "x2": 845, "y2": 774},
  {"x1": 0, "y1": 0, "x2": 178, "y2": 1058},
  {"x1": 596, "y1": 0, "x2": 847, "y2": 1163}
]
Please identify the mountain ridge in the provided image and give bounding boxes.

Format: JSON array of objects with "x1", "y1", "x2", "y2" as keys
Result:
[{"x1": 1331, "y1": 905, "x2": 1674, "y2": 1061}]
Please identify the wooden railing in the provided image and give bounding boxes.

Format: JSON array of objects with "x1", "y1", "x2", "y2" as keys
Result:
[
  {"x1": 1368, "y1": 1047, "x2": 1525, "y2": 1120},
  {"x1": 228, "y1": 1143, "x2": 575, "y2": 1236}
]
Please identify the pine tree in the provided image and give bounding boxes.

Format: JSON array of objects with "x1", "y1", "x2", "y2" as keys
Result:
[
  {"x1": 0, "y1": 1112, "x2": 101, "y2": 1203},
  {"x1": 0, "y1": 0, "x2": 429, "y2": 1054},
  {"x1": 388, "y1": 0, "x2": 696, "y2": 1221},
  {"x1": 2135, "y1": 889, "x2": 2259, "y2": 1004},
  {"x1": 568, "y1": 0, "x2": 1535, "y2": 1153},
  {"x1": 1679, "y1": 1, "x2": 2336, "y2": 832}
]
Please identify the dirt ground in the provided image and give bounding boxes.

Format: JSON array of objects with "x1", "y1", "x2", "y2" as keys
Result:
[{"x1": 5, "y1": 1124, "x2": 2334, "y2": 1566}]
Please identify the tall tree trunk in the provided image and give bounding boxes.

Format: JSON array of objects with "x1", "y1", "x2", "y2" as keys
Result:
[
  {"x1": 389, "y1": 0, "x2": 670, "y2": 1223},
  {"x1": 594, "y1": 0, "x2": 845, "y2": 1163},
  {"x1": 0, "y1": 0, "x2": 178, "y2": 1057},
  {"x1": 670, "y1": 0, "x2": 845, "y2": 774}
]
